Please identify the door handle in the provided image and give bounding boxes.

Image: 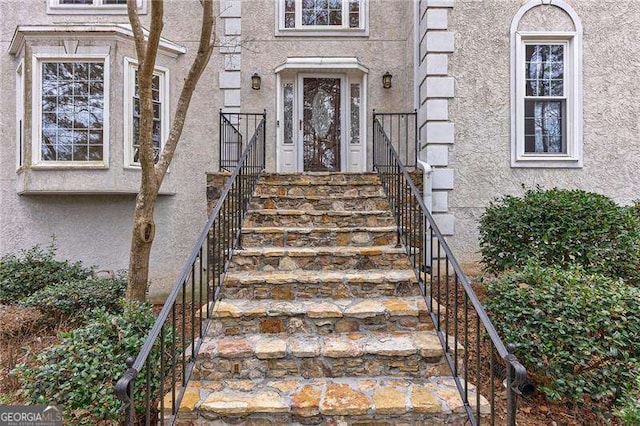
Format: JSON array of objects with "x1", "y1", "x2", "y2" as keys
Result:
[{"x1": 299, "y1": 120, "x2": 303, "y2": 131}]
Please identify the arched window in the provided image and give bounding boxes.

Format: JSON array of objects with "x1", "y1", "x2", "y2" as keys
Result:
[{"x1": 510, "y1": 0, "x2": 583, "y2": 168}]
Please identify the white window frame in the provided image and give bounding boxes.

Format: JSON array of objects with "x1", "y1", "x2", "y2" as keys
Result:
[
  {"x1": 31, "y1": 52, "x2": 110, "y2": 169},
  {"x1": 47, "y1": 0, "x2": 146, "y2": 15},
  {"x1": 276, "y1": 0, "x2": 369, "y2": 37},
  {"x1": 16, "y1": 59, "x2": 25, "y2": 170},
  {"x1": 510, "y1": 0, "x2": 583, "y2": 168},
  {"x1": 123, "y1": 57, "x2": 170, "y2": 169}
]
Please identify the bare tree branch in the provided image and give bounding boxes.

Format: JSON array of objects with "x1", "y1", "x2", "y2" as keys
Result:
[
  {"x1": 127, "y1": 0, "x2": 146, "y2": 63},
  {"x1": 155, "y1": 0, "x2": 215, "y2": 181}
]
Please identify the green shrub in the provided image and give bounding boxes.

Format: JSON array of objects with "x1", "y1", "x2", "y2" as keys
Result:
[
  {"x1": 19, "y1": 273, "x2": 126, "y2": 322},
  {"x1": 13, "y1": 301, "x2": 159, "y2": 424},
  {"x1": 0, "y1": 244, "x2": 92, "y2": 304},
  {"x1": 485, "y1": 264, "x2": 640, "y2": 406},
  {"x1": 478, "y1": 188, "x2": 640, "y2": 285},
  {"x1": 617, "y1": 398, "x2": 640, "y2": 425}
]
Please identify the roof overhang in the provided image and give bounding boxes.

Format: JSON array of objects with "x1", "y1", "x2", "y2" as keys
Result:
[
  {"x1": 9, "y1": 24, "x2": 187, "y2": 57},
  {"x1": 275, "y1": 57, "x2": 369, "y2": 74}
]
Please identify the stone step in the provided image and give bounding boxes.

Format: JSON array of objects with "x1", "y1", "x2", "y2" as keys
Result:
[
  {"x1": 221, "y1": 270, "x2": 421, "y2": 300},
  {"x1": 208, "y1": 296, "x2": 434, "y2": 336},
  {"x1": 250, "y1": 194, "x2": 390, "y2": 211},
  {"x1": 241, "y1": 226, "x2": 398, "y2": 248},
  {"x1": 245, "y1": 209, "x2": 395, "y2": 228},
  {"x1": 193, "y1": 331, "x2": 448, "y2": 381},
  {"x1": 175, "y1": 376, "x2": 488, "y2": 424},
  {"x1": 254, "y1": 183, "x2": 385, "y2": 198},
  {"x1": 228, "y1": 246, "x2": 412, "y2": 272},
  {"x1": 259, "y1": 172, "x2": 381, "y2": 186}
]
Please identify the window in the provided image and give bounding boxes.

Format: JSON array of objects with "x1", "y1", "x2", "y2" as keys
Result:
[
  {"x1": 32, "y1": 54, "x2": 110, "y2": 166},
  {"x1": 524, "y1": 43, "x2": 566, "y2": 154},
  {"x1": 510, "y1": 2, "x2": 583, "y2": 168},
  {"x1": 47, "y1": 0, "x2": 145, "y2": 14},
  {"x1": 278, "y1": 0, "x2": 367, "y2": 35},
  {"x1": 124, "y1": 58, "x2": 169, "y2": 167},
  {"x1": 349, "y1": 83, "x2": 360, "y2": 144}
]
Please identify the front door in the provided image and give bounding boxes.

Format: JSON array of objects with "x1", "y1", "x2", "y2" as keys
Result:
[
  {"x1": 277, "y1": 71, "x2": 365, "y2": 173},
  {"x1": 301, "y1": 77, "x2": 342, "y2": 171}
]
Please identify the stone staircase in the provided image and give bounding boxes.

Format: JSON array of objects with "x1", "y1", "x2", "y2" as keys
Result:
[{"x1": 178, "y1": 173, "x2": 487, "y2": 425}]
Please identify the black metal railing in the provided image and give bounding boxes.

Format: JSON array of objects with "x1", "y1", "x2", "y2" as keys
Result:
[
  {"x1": 372, "y1": 110, "x2": 418, "y2": 168},
  {"x1": 373, "y1": 116, "x2": 528, "y2": 426},
  {"x1": 115, "y1": 114, "x2": 266, "y2": 425},
  {"x1": 219, "y1": 111, "x2": 266, "y2": 172}
]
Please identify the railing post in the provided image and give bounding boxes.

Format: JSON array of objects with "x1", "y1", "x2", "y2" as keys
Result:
[
  {"x1": 372, "y1": 110, "x2": 376, "y2": 171},
  {"x1": 219, "y1": 109, "x2": 223, "y2": 172},
  {"x1": 506, "y1": 344, "x2": 518, "y2": 426},
  {"x1": 262, "y1": 110, "x2": 267, "y2": 169}
]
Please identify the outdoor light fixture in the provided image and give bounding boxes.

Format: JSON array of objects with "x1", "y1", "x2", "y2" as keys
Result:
[
  {"x1": 251, "y1": 73, "x2": 261, "y2": 90},
  {"x1": 382, "y1": 72, "x2": 392, "y2": 89}
]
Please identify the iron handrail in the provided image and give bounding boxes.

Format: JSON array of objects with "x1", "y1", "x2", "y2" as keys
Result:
[
  {"x1": 219, "y1": 111, "x2": 266, "y2": 172},
  {"x1": 373, "y1": 116, "x2": 527, "y2": 426},
  {"x1": 115, "y1": 113, "x2": 266, "y2": 425},
  {"x1": 372, "y1": 110, "x2": 418, "y2": 168}
]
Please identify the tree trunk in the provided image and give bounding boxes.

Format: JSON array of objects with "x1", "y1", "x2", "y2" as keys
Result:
[{"x1": 126, "y1": 189, "x2": 158, "y2": 301}]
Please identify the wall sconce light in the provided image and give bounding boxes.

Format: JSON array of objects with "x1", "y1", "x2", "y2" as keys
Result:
[
  {"x1": 251, "y1": 73, "x2": 261, "y2": 90},
  {"x1": 382, "y1": 72, "x2": 392, "y2": 89}
]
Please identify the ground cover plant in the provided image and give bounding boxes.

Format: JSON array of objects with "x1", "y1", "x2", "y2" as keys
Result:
[
  {"x1": 13, "y1": 301, "x2": 159, "y2": 424},
  {"x1": 0, "y1": 242, "x2": 92, "y2": 304}
]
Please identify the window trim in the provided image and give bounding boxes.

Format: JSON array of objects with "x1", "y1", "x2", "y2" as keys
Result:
[
  {"x1": 123, "y1": 57, "x2": 170, "y2": 169},
  {"x1": 31, "y1": 52, "x2": 110, "y2": 169},
  {"x1": 16, "y1": 59, "x2": 25, "y2": 171},
  {"x1": 47, "y1": 0, "x2": 147, "y2": 15},
  {"x1": 510, "y1": 0, "x2": 583, "y2": 168},
  {"x1": 275, "y1": 0, "x2": 369, "y2": 37}
]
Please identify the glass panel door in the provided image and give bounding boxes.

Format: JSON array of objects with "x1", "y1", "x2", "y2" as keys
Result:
[{"x1": 302, "y1": 77, "x2": 341, "y2": 171}]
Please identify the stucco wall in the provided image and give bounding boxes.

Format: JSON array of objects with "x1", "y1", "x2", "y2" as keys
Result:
[
  {"x1": 0, "y1": 0, "x2": 226, "y2": 299},
  {"x1": 447, "y1": 0, "x2": 640, "y2": 264}
]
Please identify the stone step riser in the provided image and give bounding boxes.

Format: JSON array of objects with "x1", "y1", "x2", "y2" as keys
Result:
[
  {"x1": 229, "y1": 252, "x2": 412, "y2": 272},
  {"x1": 220, "y1": 280, "x2": 421, "y2": 300},
  {"x1": 208, "y1": 314, "x2": 434, "y2": 337},
  {"x1": 245, "y1": 212, "x2": 396, "y2": 228},
  {"x1": 193, "y1": 354, "x2": 448, "y2": 381},
  {"x1": 242, "y1": 229, "x2": 397, "y2": 248},
  {"x1": 254, "y1": 185, "x2": 386, "y2": 198},
  {"x1": 259, "y1": 173, "x2": 381, "y2": 186},
  {"x1": 250, "y1": 196, "x2": 390, "y2": 211},
  {"x1": 183, "y1": 413, "x2": 470, "y2": 425}
]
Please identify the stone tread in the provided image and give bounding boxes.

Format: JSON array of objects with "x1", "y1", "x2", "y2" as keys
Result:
[
  {"x1": 198, "y1": 330, "x2": 444, "y2": 360},
  {"x1": 241, "y1": 225, "x2": 397, "y2": 233},
  {"x1": 248, "y1": 209, "x2": 392, "y2": 216},
  {"x1": 223, "y1": 269, "x2": 417, "y2": 286},
  {"x1": 212, "y1": 296, "x2": 429, "y2": 319},
  {"x1": 175, "y1": 376, "x2": 489, "y2": 417},
  {"x1": 232, "y1": 246, "x2": 407, "y2": 257}
]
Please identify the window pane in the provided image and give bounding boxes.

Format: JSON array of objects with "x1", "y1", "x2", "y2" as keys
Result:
[
  {"x1": 283, "y1": 83, "x2": 294, "y2": 144},
  {"x1": 60, "y1": 0, "x2": 94, "y2": 4},
  {"x1": 350, "y1": 83, "x2": 360, "y2": 144},
  {"x1": 302, "y1": 0, "x2": 342, "y2": 26},
  {"x1": 524, "y1": 100, "x2": 565, "y2": 154},
  {"x1": 41, "y1": 61, "x2": 103, "y2": 161},
  {"x1": 349, "y1": 0, "x2": 359, "y2": 27},
  {"x1": 103, "y1": 0, "x2": 127, "y2": 4},
  {"x1": 525, "y1": 44, "x2": 564, "y2": 97}
]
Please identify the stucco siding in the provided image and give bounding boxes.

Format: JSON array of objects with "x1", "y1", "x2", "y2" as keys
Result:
[
  {"x1": 447, "y1": 0, "x2": 640, "y2": 263},
  {"x1": 0, "y1": 0, "x2": 225, "y2": 298}
]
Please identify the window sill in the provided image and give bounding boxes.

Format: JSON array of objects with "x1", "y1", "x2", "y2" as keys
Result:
[
  {"x1": 275, "y1": 29, "x2": 369, "y2": 38},
  {"x1": 30, "y1": 162, "x2": 109, "y2": 170},
  {"x1": 511, "y1": 156, "x2": 583, "y2": 169}
]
